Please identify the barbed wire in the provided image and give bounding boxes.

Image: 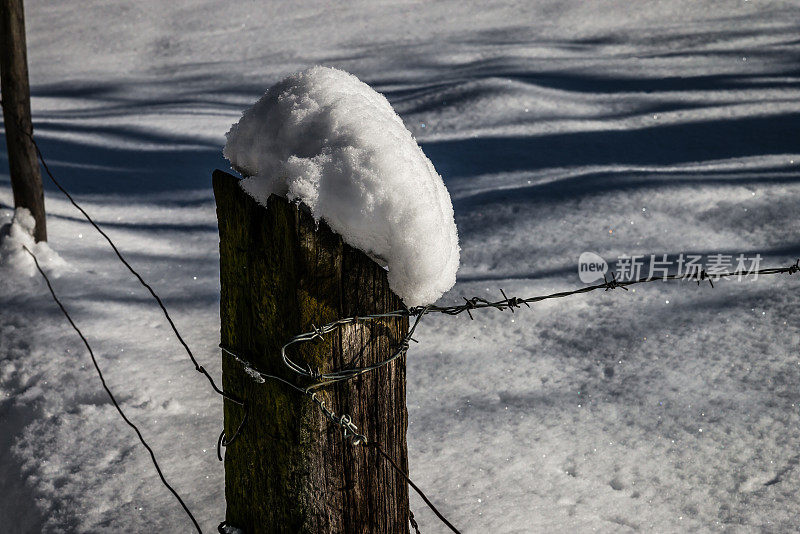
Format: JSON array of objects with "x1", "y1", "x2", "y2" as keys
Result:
[
  {"x1": 406, "y1": 264, "x2": 799, "y2": 318},
  {"x1": 7, "y1": 99, "x2": 798, "y2": 534},
  {"x1": 276, "y1": 261, "x2": 800, "y2": 394},
  {"x1": 21, "y1": 246, "x2": 203, "y2": 533}
]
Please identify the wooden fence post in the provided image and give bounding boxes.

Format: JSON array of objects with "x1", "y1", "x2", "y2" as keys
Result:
[
  {"x1": 213, "y1": 169, "x2": 411, "y2": 533},
  {"x1": 0, "y1": 0, "x2": 46, "y2": 242}
]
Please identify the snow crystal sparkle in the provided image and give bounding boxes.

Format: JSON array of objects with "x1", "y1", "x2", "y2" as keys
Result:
[{"x1": 224, "y1": 66, "x2": 460, "y2": 306}]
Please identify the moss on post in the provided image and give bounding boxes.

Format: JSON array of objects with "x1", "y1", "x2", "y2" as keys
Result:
[{"x1": 213, "y1": 169, "x2": 410, "y2": 533}]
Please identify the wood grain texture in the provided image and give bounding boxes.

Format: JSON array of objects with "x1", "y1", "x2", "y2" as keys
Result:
[
  {"x1": 0, "y1": 0, "x2": 46, "y2": 242},
  {"x1": 213, "y1": 169, "x2": 410, "y2": 533}
]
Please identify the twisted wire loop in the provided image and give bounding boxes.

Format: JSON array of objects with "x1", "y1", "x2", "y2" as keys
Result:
[
  {"x1": 280, "y1": 309, "x2": 425, "y2": 391},
  {"x1": 308, "y1": 390, "x2": 367, "y2": 446},
  {"x1": 215, "y1": 405, "x2": 249, "y2": 462}
]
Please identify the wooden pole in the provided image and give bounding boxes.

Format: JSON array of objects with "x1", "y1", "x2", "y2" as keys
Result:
[
  {"x1": 213, "y1": 169, "x2": 411, "y2": 533},
  {"x1": 1, "y1": 0, "x2": 46, "y2": 242}
]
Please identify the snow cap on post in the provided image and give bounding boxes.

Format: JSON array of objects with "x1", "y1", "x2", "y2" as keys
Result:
[{"x1": 223, "y1": 66, "x2": 460, "y2": 306}]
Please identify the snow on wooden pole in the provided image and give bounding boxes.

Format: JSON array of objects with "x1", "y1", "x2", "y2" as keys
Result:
[
  {"x1": 0, "y1": 0, "x2": 46, "y2": 242},
  {"x1": 213, "y1": 169, "x2": 411, "y2": 533}
]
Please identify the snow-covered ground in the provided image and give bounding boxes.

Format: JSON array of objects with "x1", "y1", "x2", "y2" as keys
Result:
[{"x1": 2, "y1": 1, "x2": 799, "y2": 532}]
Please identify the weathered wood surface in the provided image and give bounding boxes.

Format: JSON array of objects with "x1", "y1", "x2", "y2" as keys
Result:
[
  {"x1": 0, "y1": 0, "x2": 46, "y2": 242},
  {"x1": 213, "y1": 169, "x2": 410, "y2": 533}
]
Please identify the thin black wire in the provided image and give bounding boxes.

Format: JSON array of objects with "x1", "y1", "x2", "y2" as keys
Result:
[
  {"x1": 371, "y1": 443, "x2": 461, "y2": 534},
  {"x1": 29, "y1": 132, "x2": 238, "y2": 403},
  {"x1": 1, "y1": 108, "x2": 248, "y2": 451},
  {"x1": 22, "y1": 246, "x2": 203, "y2": 534}
]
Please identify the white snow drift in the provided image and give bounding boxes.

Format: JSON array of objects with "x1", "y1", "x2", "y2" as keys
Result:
[
  {"x1": 224, "y1": 66, "x2": 460, "y2": 307},
  {"x1": 0, "y1": 208, "x2": 67, "y2": 278}
]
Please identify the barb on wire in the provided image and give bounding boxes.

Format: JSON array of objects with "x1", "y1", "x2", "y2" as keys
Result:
[
  {"x1": 22, "y1": 246, "x2": 203, "y2": 534},
  {"x1": 602, "y1": 272, "x2": 626, "y2": 291},
  {"x1": 406, "y1": 261, "x2": 800, "y2": 318}
]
